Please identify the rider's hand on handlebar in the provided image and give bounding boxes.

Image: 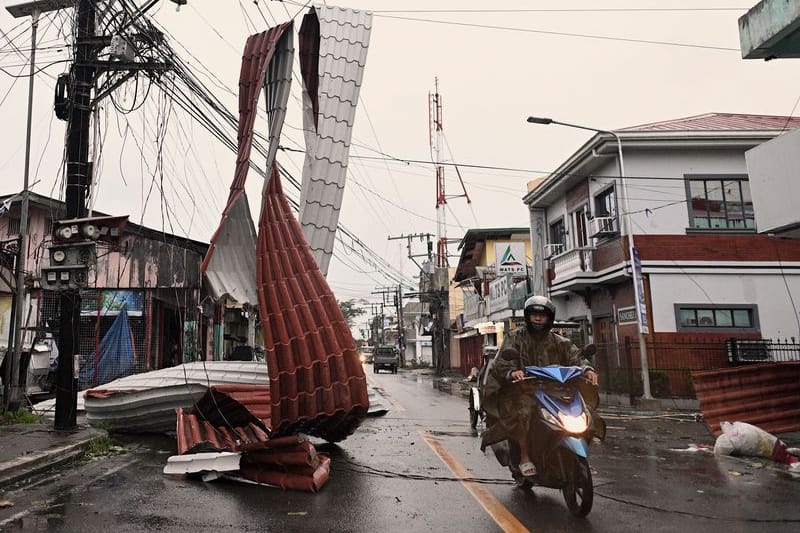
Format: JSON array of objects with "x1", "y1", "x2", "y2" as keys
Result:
[
  {"x1": 510, "y1": 369, "x2": 525, "y2": 382},
  {"x1": 584, "y1": 369, "x2": 598, "y2": 385}
]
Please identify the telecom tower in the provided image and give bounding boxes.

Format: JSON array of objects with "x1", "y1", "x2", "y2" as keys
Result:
[{"x1": 428, "y1": 78, "x2": 470, "y2": 268}]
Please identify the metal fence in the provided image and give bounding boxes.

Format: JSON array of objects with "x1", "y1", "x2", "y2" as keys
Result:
[{"x1": 593, "y1": 337, "x2": 800, "y2": 400}]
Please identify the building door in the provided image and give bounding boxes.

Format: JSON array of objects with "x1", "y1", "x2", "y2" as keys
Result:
[{"x1": 593, "y1": 315, "x2": 614, "y2": 390}]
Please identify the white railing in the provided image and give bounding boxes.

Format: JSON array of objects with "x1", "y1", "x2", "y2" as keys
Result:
[
  {"x1": 543, "y1": 243, "x2": 564, "y2": 258},
  {"x1": 551, "y1": 247, "x2": 594, "y2": 281}
]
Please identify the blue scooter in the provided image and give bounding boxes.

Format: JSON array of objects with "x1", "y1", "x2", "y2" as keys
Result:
[{"x1": 489, "y1": 346, "x2": 604, "y2": 518}]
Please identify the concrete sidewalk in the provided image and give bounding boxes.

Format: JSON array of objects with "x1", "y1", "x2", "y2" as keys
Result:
[{"x1": 0, "y1": 421, "x2": 106, "y2": 489}]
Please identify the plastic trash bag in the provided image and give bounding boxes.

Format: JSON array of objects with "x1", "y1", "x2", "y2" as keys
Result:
[{"x1": 714, "y1": 421, "x2": 799, "y2": 466}]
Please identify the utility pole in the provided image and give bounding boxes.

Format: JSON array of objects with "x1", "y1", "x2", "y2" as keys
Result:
[
  {"x1": 51, "y1": 0, "x2": 171, "y2": 429},
  {"x1": 3, "y1": 0, "x2": 72, "y2": 413},
  {"x1": 53, "y1": 0, "x2": 96, "y2": 430},
  {"x1": 388, "y1": 233, "x2": 434, "y2": 271}
]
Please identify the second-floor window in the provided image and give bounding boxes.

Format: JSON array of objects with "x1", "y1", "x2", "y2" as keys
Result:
[
  {"x1": 549, "y1": 218, "x2": 566, "y2": 247},
  {"x1": 594, "y1": 186, "x2": 616, "y2": 219},
  {"x1": 6, "y1": 216, "x2": 20, "y2": 236},
  {"x1": 686, "y1": 175, "x2": 755, "y2": 230}
]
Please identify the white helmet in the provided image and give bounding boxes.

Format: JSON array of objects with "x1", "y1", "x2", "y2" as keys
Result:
[{"x1": 523, "y1": 295, "x2": 556, "y2": 332}]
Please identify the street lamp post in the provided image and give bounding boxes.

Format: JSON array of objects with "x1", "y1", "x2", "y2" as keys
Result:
[
  {"x1": 527, "y1": 116, "x2": 653, "y2": 400},
  {"x1": 4, "y1": 0, "x2": 71, "y2": 411}
]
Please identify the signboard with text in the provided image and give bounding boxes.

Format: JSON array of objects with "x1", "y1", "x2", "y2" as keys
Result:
[
  {"x1": 631, "y1": 247, "x2": 649, "y2": 334},
  {"x1": 494, "y1": 242, "x2": 526, "y2": 275}
]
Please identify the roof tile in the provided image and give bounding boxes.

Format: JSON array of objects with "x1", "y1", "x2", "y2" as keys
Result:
[{"x1": 621, "y1": 112, "x2": 800, "y2": 132}]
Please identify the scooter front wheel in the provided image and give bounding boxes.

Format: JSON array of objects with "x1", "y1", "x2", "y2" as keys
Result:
[{"x1": 562, "y1": 456, "x2": 593, "y2": 517}]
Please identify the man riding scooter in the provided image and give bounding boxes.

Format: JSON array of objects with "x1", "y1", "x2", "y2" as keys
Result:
[{"x1": 480, "y1": 295, "x2": 598, "y2": 477}]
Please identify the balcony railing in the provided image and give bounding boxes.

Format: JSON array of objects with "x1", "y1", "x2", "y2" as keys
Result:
[
  {"x1": 543, "y1": 243, "x2": 564, "y2": 258},
  {"x1": 551, "y1": 246, "x2": 595, "y2": 282}
]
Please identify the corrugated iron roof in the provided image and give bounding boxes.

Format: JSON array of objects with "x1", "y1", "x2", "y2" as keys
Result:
[
  {"x1": 692, "y1": 362, "x2": 800, "y2": 436},
  {"x1": 173, "y1": 388, "x2": 330, "y2": 492},
  {"x1": 202, "y1": 23, "x2": 294, "y2": 305},
  {"x1": 621, "y1": 112, "x2": 800, "y2": 132},
  {"x1": 298, "y1": 5, "x2": 373, "y2": 276},
  {"x1": 257, "y1": 165, "x2": 369, "y2": 442}
]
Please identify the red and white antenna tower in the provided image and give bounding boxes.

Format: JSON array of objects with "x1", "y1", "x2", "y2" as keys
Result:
[{"x1": 428, "y1": 78, "x2": 470, "y2": 268}]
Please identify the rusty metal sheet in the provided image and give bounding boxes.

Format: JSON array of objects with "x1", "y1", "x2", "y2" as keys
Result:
[
  {"x1": 173, "y1": 389, "x2": 331, "y2": 492},
  {"x1": 692, "y1": 362, "x2": 800, "y2": 436},
  {"x1": 202, "y1": 23, "x2": 294, "y2": 305},
  {"x1": 257, "y1": 165, "x2": 368, "y2": 442}
]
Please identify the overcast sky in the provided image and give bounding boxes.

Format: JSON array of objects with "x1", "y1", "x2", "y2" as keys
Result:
[{"x1": 2, "y1": 0, "x2": 799, "y2": 317}]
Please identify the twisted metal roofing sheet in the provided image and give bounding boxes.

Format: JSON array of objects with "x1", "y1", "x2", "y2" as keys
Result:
[
  {"x1": 621, "y1": 112, "x2": 800, "y2": 132},
  {"x1": 692, "y1": 362, "x2": 800, "y2": 436},
  {"x1": 298, "y1": 5, "x2": 372, "y2": 276},
  {"x1": 83, "y1": 361, "x2": 268, "y2": 432},
  {"x1": 202, "y1": 23, "x2": 294, "y2": 305},
  {"x1": 173, "y1": 388, "x2": 331, "y2": 492},
  {"x1": 257, "y1": 165, "x2": 368, "y2": 442}
]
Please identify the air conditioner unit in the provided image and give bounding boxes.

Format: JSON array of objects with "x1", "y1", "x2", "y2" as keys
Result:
[
  {"x1": 543, "y1": 243, "x2": 564, "y2": 258},
  {"x1": 589, "y1": 216, "x2": 616, "y2": 238}
]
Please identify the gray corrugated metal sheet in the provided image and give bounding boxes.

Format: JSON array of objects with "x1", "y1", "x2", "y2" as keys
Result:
[
  {"x1": 202, "y1": 24, "x2": 294, "y2": 304},
  {"x1": 298, "y1": 5, "x2": 373, "y2": 276},
  {"x1": 82, "y1": 361, "x2": 268, "y2": 432}
]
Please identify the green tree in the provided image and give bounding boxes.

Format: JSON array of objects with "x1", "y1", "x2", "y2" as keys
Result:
[{"x1": 338, "y1": 299, "x2": 366, "y2": 329}]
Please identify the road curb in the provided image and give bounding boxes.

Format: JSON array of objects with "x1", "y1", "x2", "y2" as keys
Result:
[{"x1": 0, "y1": 428, "x2": 107, "y2": 489}]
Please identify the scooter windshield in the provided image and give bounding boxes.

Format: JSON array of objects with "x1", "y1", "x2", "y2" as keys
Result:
[{"x1": 523, "y1": 365, "x2": 584, "y2": 384}]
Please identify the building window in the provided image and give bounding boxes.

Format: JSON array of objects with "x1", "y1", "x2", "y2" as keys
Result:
[
  {"x1": 686, "y1": 175, "x2": 755, "y2": 230},
  {"x1": 594, "y1": 186, "x2": 616, "y2": 219},
  {"x1": 6, "y1": 216, "x2": 20, "y2": 236},
  {"x1": 571, "y1": 205, "x2": 589, "y2": 248},
  {"x1": 549, "y1": 218, "x2": 566, "y2": 247},
  {"x1": 674, "y1": 304, "x2": 759, "y2": 332}
]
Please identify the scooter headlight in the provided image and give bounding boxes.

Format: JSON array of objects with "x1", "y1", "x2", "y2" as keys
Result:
[{"x1": 559, "y1": 412, "x2": 589, "y2": 434}]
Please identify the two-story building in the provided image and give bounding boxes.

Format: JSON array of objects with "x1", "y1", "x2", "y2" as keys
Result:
[
  {"x1": 452, "y1": 228, "x2": 532, "y2": 375},
  {"x1": 524, "y1": 113, "x2": 800, "y2": 395}
]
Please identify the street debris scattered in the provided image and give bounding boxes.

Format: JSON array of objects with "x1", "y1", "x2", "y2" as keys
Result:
[
  {"x1": 669, "y1": 443, "x2": 713, "y2": 453},
  {"x1": 713, "y1": 421, "x2": 800, "y2": 468}
]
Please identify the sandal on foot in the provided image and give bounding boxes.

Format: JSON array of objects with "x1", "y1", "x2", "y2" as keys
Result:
[{"x1": 519, "y1": 462, "x2": 536, "y2": 477}]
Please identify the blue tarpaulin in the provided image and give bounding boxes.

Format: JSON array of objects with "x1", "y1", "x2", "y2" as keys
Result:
[{"x1": 80, "y1": 309, "x2": 136, "y2": 387}]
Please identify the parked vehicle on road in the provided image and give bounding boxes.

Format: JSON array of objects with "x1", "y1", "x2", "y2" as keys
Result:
[
  {"x1": 359, "y1": 345, "x2": 373, "y2": 364},
  {"x1": 373, "y1": 345, "x2": 399, "y2": 374},
  {"x1": 486, "y1": 345, "x2": 604, "y2": 517}
]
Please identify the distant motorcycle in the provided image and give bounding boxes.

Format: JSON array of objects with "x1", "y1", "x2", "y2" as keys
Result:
[
  {"x1": 487, "y1": 345, "x2": 603, "y2": 518},
  {"x1": 468, "y1": 346, "x2": 497, "y2": 430}
]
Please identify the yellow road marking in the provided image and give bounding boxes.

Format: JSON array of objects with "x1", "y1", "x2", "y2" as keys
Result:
[{"x1": 420, "y1": 431, "x2": 530, "y2": 533}]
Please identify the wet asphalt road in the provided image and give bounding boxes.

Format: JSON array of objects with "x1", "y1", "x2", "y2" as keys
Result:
[{"x1": 1, "y1": 367, "x2": 799, "y2": 532}]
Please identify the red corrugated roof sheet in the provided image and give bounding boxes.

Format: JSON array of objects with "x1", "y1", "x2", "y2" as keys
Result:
[
  {"x1": 692, "y1": 362, "x2": 800, "y2": 436},
  {"x1": 174, "y1": 387, "x2": 330, "y2": 492},
  {"x1": 621, "y1": 112, "x2": 800, "y2": 132},
  {"x1": 257, "y1": 165, "x2": 369, "y2": 442}
]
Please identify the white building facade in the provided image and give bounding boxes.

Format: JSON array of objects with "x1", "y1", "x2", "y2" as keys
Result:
[{"x1": 524, "y1": 113, "x2": 800, "y2": 352}]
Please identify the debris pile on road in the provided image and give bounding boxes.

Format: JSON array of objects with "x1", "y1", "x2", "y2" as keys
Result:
[
  {"x1": 713, "y1": 421, "x2": 800, "y2": 468},
  {"x1": 165, "y1": 385, "x2": 331, "y2": 492}
]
